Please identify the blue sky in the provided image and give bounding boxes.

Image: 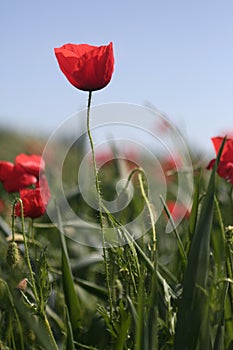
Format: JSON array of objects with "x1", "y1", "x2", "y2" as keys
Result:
[{"x1": 1, "y1": 0, "x2": 233, "y2": 154}]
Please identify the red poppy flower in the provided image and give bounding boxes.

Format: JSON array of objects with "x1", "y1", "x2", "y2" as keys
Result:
[
  {"x1": 54, "y1": 42, "x2": 114, "y2": 91},
  {"x1": 15, "y1": 153, "x2": 45, "y2": 177},
  {"x1": 0, "y1": 154, "x2": 45, "y2": 193},
  {"x1": 15, "y1": 178, "x2": 50, "y2": 219},
  {"x1": 0, "y1": 161, "x2": 37, "y2": 193},
  {"x1": 37, "y1": 174, "x2": 51, "y2": 204},
  {"x1": 207, "y1": 136, "x2": 233, "y2": 184}
]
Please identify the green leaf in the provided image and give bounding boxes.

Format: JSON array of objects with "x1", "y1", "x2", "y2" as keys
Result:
[
  {"x1": 147, "y1": 268, "x2": 158, "y2": 349},
  {"x1": 174, "y1": 137, "x2": 226, "y2": 350},
  {"x1": 188, "y1": 173, "x2": 200, "y2": 240},
  {"x1": 135, "y1": 272, "x2": 145, "y2": 350},
  {"x1": 213, "y1": 282, "x2": 229, "y2": 350},
  {"x1": 55, "y1": 201, "x2": 80, "y2": 339},
  {"x1": 65, "y1": 305, "x2": 75, "y2": 350},
  {"x1": 160, "y1": 195, "x2": 187, "y2": 268}
]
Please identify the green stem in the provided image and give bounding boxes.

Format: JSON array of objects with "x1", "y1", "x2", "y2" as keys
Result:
[
  {"x1": 13, "y1": 199, "x2": 58, "y2": 350},
  {"x1": 4, "y1": 281, "x2": 25, "y2": 350},
  {"x1": 214, "y1": 195, "x2": 233, "y2": 328},
  {"x1": 86, "y1": 91, "x2": 113, "y2": 317},
  {"x1": 119, "y1": 166, "x2": 157, "y2": 260},
  {"x1": 13, "y1": 198, "x2": 40, "y2": 305},
  {"x1": 138, "y1": 171, "x2": 157, "y2": 260},
  {"x1": 43, "y1": 314, "x2": 59, "y2": 350},
  {"x1": 11, "y1": 203, "x2": 16, "y2": 242},
  {"x1": 160, "y1": 195, "x2": 187, "y2": 268}
]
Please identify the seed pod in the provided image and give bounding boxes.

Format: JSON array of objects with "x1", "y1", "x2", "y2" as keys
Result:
[{"x1": 6, "y1": 241, "x2": 20, "y2": 268}]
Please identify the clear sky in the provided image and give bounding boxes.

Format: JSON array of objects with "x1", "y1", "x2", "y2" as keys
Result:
[{"x1": 1, "y1": 0, "x2": 233, "y2": 154}]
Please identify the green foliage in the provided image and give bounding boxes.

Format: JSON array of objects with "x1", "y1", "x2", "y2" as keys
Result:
[{"x1": 0, "y1": 132, "x2": 233, "y2": 349}]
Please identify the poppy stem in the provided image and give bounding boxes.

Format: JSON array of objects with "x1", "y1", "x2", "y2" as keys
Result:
[{"x1": 86, "y1": 90, "x2": 113, "y2": 317}]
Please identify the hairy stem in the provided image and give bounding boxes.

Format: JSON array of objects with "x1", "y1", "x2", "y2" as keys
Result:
[{"x1": 86, "y1": 91, "x2": 113, "y2": 317}]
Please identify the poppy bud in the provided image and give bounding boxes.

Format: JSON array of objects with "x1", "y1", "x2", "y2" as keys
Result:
[{"x1": 6, "y1": 241, "x2": 21, "y2": 268}]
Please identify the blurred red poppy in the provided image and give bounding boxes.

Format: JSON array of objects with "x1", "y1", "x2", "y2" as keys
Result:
[
  {"x1": 15, "y1": 153, "x2": 45, "y2": 177},
  {"x1": 166, "y1": 201, "x2": 190, "y2": 222},
  {"x1": 207, "y1": 136, "x2": 233, "y2": 184},
  {"x1": 54, "y1": 42, "x2": 114, "y2": 91},
  {"x1": 15, "y1": 177, "x2": 50, "y2": 219},
  {"x1": 0, "y1": 161, "x2": 37, "y2": 193},
  {"x1": 0, "y1": 199, "x2": 5, "y2": 214},
  {"x1": 0, "y1": 154, "x2": 45, "y2": 193}
]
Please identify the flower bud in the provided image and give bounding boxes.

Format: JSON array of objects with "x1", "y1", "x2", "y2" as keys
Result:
[{"x1": 6, "y1": 241, "x2": 21, "y2": 268}]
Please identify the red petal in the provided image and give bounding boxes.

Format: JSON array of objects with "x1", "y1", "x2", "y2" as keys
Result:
[
  {"x1": 0, "y1": 161, "x2": 14, "y2": 181},
  {"x1": 206, "y1": 158, "x2": 216, "y2": 170},
  {"x1": 16, "y1": 188, "x2": 47, "y2": 218},
  {"x1": 211, "y1": 137, "x2": 233, "y2": 162},
  {"x1": 54, "y1": 42, "x2": 114, "y2": 91},
  {"x1": 15, "y1": 154, "x2": 45, "y2": 175}
]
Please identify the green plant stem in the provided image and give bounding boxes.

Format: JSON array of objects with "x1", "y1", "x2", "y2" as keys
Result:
[
  {"x1": 229, "y1": 185, "x2": 233, "y2": 215},
  {"x1": 160, "y1": 195, "x2": 187, "y2": 268},
  {"x1": 119, "y1": 166, "x2": 157, "y2": 257},
  {"x1": 42, "y1": 315, "x2": 59, "y2": 350},
  {"x1": 138, "y1": 171, "x2": 157, "y2": 259},
  {"x1": 11, "y1": 204, "x2": 16, "y2": 242},
  {"x1": 4, "y1": 281, "x2": 25, "y2": 350},
  {"x1": 214, "y1": 195, "x2": 233, "y2": 314},
  {"x1": 13, "y1": 199, "x2": 58, "y2": 350},
  {"x1": 86, "y1": 90, "x2": 113, "y2": 317},
  {"x1": 13, "y1": 199, "x2": 40, "y2": 305}
]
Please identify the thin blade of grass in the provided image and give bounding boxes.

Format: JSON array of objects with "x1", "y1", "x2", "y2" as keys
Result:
[
  {"x1": 160, "y1": 195, "x2": 187, "y2": 268},
  {"x1": 135, "y1": 271, "x2": 145, "y2": 350},
  {"x1": 147, "y1": 268, "x2": 158, "y2": 349},
  {"x1": 126, "y1": 295, "x2": 138, "y2": 327},
  {"x1": 120, "y1": 226, "x2": 177, "y2": 299},
  {"x1": 55, "y1": 201, "x2": 80, "y2": 339},
  {"x1": 65, "y1": 305, "x2": 75, "y2": 350},
  {"x1": 213, "y1": 282, "x2": 229, "y2": 350},
  {"x1": 188, "y1": 173, "x2": 200, "y2": 239}
]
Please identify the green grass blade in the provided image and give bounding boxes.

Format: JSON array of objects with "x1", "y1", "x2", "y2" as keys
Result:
[
  {"x1": 126, "y1": 295, "x2": 138, "y2": 327},
  {"x1": 120, "y1": 226, "x2": 177, "y2": 299},
  {"x1": 160, "y1": 195, "x2": 187, "y2": 268},
  {"x1": 65, "y1": 305, "x2": 75, "y2": 350},
  {"x1": 213, "y1": 282, "x2": 229, "y2": 350},
  {"x1": 135, "y1": 272, "x2": 145, "y2": 350},
  {"x1": 188, "y1": 173, "x2": 200, "y2": 239},
  {"x1": 74, "y1": 277, "x2": 108, "y2": 300},
  {"x1": 147, "y1": 268, "x2": 158, "y2": 349},
  {"x1": 55, "y1": 201, "x2": 80, "y2": 339},
  {"x1": 174, "y1": 138, "x2": 226, "y2": 350}
]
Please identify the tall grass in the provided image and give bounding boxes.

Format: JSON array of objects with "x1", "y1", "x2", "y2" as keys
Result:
[{"x1": 0, "y1": 132, "x2": 233, "y2": 350}]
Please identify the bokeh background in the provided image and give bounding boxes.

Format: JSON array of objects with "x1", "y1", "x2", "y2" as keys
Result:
[{"x1": 1, "y1": 0, "x2": 233, "y2": 156}]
